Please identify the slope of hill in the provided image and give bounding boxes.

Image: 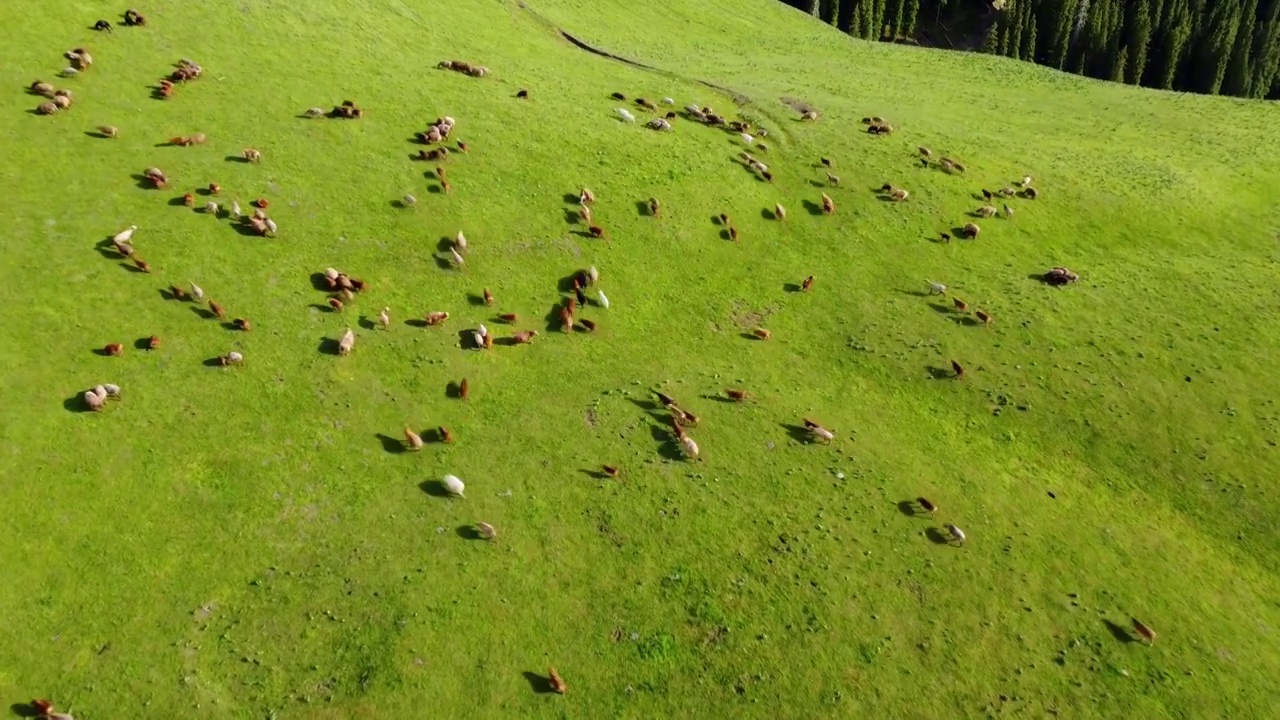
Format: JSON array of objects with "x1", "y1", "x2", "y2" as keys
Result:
[{"x1": 2, "y1": 0, "x2": 1279, "y2": 717}]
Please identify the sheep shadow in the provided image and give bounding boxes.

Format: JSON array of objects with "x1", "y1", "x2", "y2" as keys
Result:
[
  {"x1": 466, "y1": 293, "x2": 487, "y2": 307},
  {"x1": 710, "y1": 214, "x2": 727, "y2": 226},
  {"x1": 419, "y1": 480, "x2": 452, "y2": 497},
  {"x1": 121, "y1": 262, "x2": 148, "y2": 274},
  {"x1": 1103, "y1": 619, "x2": 1136, "y2": 644},
  {"x1": 562, "y1": 192, "x2": 580, "y2": 204},
  {"x1": 190, "y1": 306, "x2": 216, "y2": 319},
  {"x1": 926, "y1": 235, "x2": 951, "y2": 245},
  {"x1": 456, "y1": 525, "x2": 484, "y2": 540},
  {"x1": 702, "y1": 394, "x2": 739, "y2": 404},
  {"x1": 926, "y1": 365, "x2": 955, "y2": 380},
  {"x1": 806, "y1": 179, "x2": 827, "y2": 188},
  {"x1": 626, "y1": 397, "x2": 659, "y2": 412},
  {"x1": 580, "y1": 468, "x2": 612, "y2": 480},
  {"x1": 317, "y1": 337, "x2": 342, "y2": 355},
  {"x1": 740, "y1": 332, "x2": 765, "y2": 341},
  {"x1": 91, "y1": 346, "x2": 116, "y2": 357},
  {"x1": 925, "y1": 527, "x2": 952, "y2": 545},
  {"x1": 783, "y1": 282, "x2": 802, "y2": 293},
  {"x1": 801, "y1": 199, "x2": 824, "y2": 216},
  {"x1": 433, "y1": 255, "x2": 454, "y2": 270},
  {"x1": 10, "y1": 701, "x2": 42, "y2": 717},
  {"x1": 780, "y1": 423, "x2": 812, "y2": 443},
  {"x1": 405, "y1": 318, "x2": 429, "y2": 328},
  {"x1": 898, "y1": 289, "x2": 931, "y2": 298},
  {"x1": 309, "y1": 273, "x2": 334, "y2": 291},
  {"x1": 950, "y1": 226, "x2": 971, "y2": 239},
  {"x1": 308, "y1": 303, "x2": 337, "y2": 313},
  {"x1": 224, "y1": 155, "x2": 250, "y2": 163},
  {"x1": 926, "y1": 302, "x2": 952, "y2": 315},
  {"x1": 635, "y1": 200, "x2": 653, "y2": 217},
  {"x1": 719, "y1": 228, "x2": 733, "y2": 241},
  {"x1": 130, "y1": 174, "x2": 154, "y2": 189},
  {"x1": 230, "y1": 222, "x2": 264, "y2": 238},
  {"x1": 445, "y1": 381, "x2": 464, "y2": 399},
  {"x1": 202, "y1": 356, "x2": 228, "y2": 367},
  {"x1": 375, "y1": 433, "x2": 405, "y2": 454},
  {"x1": 84, "y1": 130, "x2": 113, "y2": 139},
  {"x1": 951, "y1": 316, "x2": 981, "y2": 327},
  {"x1": 649, "y1": 425, "x2": 685, "y2": 461},
  {"x1": 358, "y1": 316, "x2": 378, "y2": 331},
  {"x1": 62, "y1": 393, "x2": 95, "y2": 413},
  {"x1": 543, "y1": 302, "x2": 567, "y2": 333},
  {"x1": 95, "y1": 243, "x2": 123, "y2": 260},
  {"x1": 167, "y1": 195, "x2": 190, "y2": 207},
  {"x1": 562, "y1": 208, "x2": 581, "y2": 224},
  {"x1": 133, "y1": 337, "x2": 154, "y2": 350},
  {"x1": 494, "y1": 336, "x2": 518, "y2": 347},
  {"x1": 761, "y1": 208, "x2": 778, "y2": 220},
  {"x1": 522, "y1": 671, "x2": 556, "y2": 694},
  {"x1": 390, "y1": 199, "x2": 413, "y2": 209},
  {"x1": 897, "y1": 500, "x2": 921, "y2": 517},
  {"x1": 436, "y1": 236, "x2": 458, "y2": 253},
  {"x1": 457, "y1": 329, "x2": 479, "y2": 350}
]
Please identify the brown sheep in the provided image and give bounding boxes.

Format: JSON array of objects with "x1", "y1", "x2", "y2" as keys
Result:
[
  {"x1": 459, "y1": 378, "x2": 470, "y2": 399},
  {"x1": 133, "y1": 257, "x2": 152, "y2": 273},
  {"x1": 498, "y1": 313, "x2": 518, "y2": 323},
  {"x1": 513, "y1": 330, "x2": 538, "y2": 344},
  {"x1": 603, "y1": 464, "x2": 620, "y2": 478},
  {"x1": 728, "y1": 226, "x2": 739, "y2": 242},
  {"x1": 147, "y1": 335, "x2": 161, "y2": 350},
  {"x1": 483, "y1": 288, "x2": 495, "y2": 306},
  {"x1": 801, "y1": 275, "x2": 814, "y2": 292},
  {"x1": 183, "y1": 193, "x2": 195, "y2": 207},
  {"x1": 753, "y1": 328, "x2": 772, "y2": 340},
  {"x1": 424, "y1": 311, "x2": 449, "y2": 326},
  {"x1": 103, "y1": 342, "x2": 124, "y2": 356},
  {"x1": 726, "y1": 388, "x2": 748, "y2": 402},
  {"x1": 549, "y1": 667, "x2": 567, "y2": 694},
  {"x1": 168, "y1": 284, "x2": 186, "y2": 300},
  {"x1": 437, "y1": 426, "x2": 455, "y2": 443},
  {"x1": 579, "y1": 318, "x2": 597, "y2": 332},
  {"x1": 404, "y1": 427, "x2": 424, "y2": 451},
  {"x1": 559, "y1": 307, "x2": 574, "y2": 333},
  {"x1": 951, "y1": 360, "x2": 965, "y2": 379},
  {"x1": 963, "y1": 223, "x2": 981, "y2": 239},
  {"x1": 1131, "y1": 618, "x2": 1156, "y2": 644},
  {"x1": 328, "y1": 297, "x2": 347, "y2": 313},
  {"x1": 588, "y1": 225, "x2": 606, "y2": 238},
  {"x1": 233, "y1": 318, "x2": 251, "y2": 331},
  {"x1": 953, "y1": 297, "x2": 968, "y2": 312},
  {"x1": 208, "y1": 182, "x2": 220, "y2": 194},
  {"x1": 208, "y1": 300, "x2": 226, "y2": 318},
  {"x1": 975, "y1": 310, "x2": 993, "y2": 326},
  {"x1": 774, "y1": 203, "x2": 786, "y2": 221},
  {"x1": 36, "y1": 102, "x2": 58, "y2": 115}
]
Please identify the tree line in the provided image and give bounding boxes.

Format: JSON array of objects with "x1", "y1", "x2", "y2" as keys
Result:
[{"x1": 780, "y1": 0, "x2": 1280, "y2": 99}]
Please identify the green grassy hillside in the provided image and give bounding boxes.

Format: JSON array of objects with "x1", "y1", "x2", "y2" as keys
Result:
[{"x1": 2, "y1": 1, "x2": 1279, "y2": 717}]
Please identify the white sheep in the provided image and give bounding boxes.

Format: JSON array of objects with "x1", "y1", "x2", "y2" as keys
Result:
[
  {"x1": 103, "y1": 383, "x2": 120, "y2": 398},
  {"x1": 338, "y1": 328, "x2": 355, "y2": 355},
  {"x1": 587, "y1": 266, "x2": 599, "y2": 284},
  {"x1": 84, "y1": 390, "x2": 105, "y2": 411},
  {"x1": 112, "y1": 225, "x2": 137, "y2": 243},
  {"x1": 305, "y1": 107, "x2": 325, "y2": 117},
  {"x1": 190, "y1": 282, "x2": 204, "y2": 301},
  {"x1": 455, "y1": 230, "x2": 467, "y2": 252},
  {"x1": 662, "y1": 97, "x2": 674, "y2": 105},
  {"x1": 477, "y1": 521, "x2": 496, "y2": 539},
  {"x1": 646, "y1": 118, "x2": 672, "y2": 131},
  {"x1": 1004, "y1": 204, "x2": 1014, "y2": 219},
  {"x1": 740, "y1": 133, "x2": 754, "y2": 145},
  {"x1": 477, "y1": 324, "x2": 488, "y2": 338},
  {"x1": 681, "y1": 435, "x2": 700, "y2": 459},
  {"x1": 449, "y1": 248, "x2": 465, "y2": 267},
  {"x1": 443, "y1": 474, "x2": 465, "y2": 497},
  {"x1": 265, "y1": 218, "x2": 278, "y2": 236},
  {"x1": 378, "y1": 306, "x2": 390, "y2": 329},
  {"x1": 946, "y1": 523, "x2": 966, "y2": 546},
  {"x1": 598, "y1": 290, "x2": 609, "y2": 309},
  {"x1": 616, "y1": 108, "x2": 636, "y2": 123},
  {"x1": 226, "y1": 351, "x2": 243, "y2": 364},
  {"x1": 403, "y1": 194, "x2": 417, "y2": 207},
  {"x1": 928, "y1": 281, "x2": 946, "y2": 295}
]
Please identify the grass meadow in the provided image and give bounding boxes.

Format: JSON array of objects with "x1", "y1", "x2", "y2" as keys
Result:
[{"x1": 2, "y1": 0, "x2": 1280, "y2": 717}]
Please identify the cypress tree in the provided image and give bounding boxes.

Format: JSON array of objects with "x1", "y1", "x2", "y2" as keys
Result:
[
  {"x1": 1112, "y1": 45, "x2": 1129, "y2": 80},
  {"x1": 884, "y1": 0, "x2": 904, "y2": 38},
  {"x1": 1250, "y1": 5, "x2": 1280, "y2": 97},
  {"x1": 1053, "y1": 0, "x2": 1082, "y2": 69},
  {"x1": 1194, "y1": 0, "x2": 1241, "y2": 94},
  {"x1": 820, "y1": 0, "x2": 837, "y2": 25},
  {"x1": 838, "y1": 0, "x2": 857, "y2": 32},
  {"x1": 1223, "y1": 0, "x2": 1258, "y2": 95},
  {"x1": 902, "y1": 0, "x2": 919, "y2": 36},
  {"x1": 1154, "y1": 0, "x2": 1193, "y2": 89},
  {"x1": 1022, "y1": 6, "x2": 1039, "y2": 60},
  {"x1": 1009, "y1": 0, "x2": 1026, "y2": 58},
  {"x1": 872, "y1": 0, "x2": 886, "y2": 37},
  {"x1": 1125, "y1": 0, "x2": 1154, "y2": 84}
]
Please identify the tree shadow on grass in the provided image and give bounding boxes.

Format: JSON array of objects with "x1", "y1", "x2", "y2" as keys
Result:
[
  {"x1": 925, "y1": 527, "x2": 952, "y2": 545},
  {"x1": 456, "y1": 525, "x2": 484, "y2": 540},
  {"x1": 419, "y1": 480, "x2": 451, "y2": 497},
  {"x1": 375, "y1": 434, "x2": 405, "y2": 454},
  {"x1": 522, "y1": 671, "x2": 555, "y2": 694},
  {"x1": 1103, "y1": 619, "x2": 1136, "y2": 643}
]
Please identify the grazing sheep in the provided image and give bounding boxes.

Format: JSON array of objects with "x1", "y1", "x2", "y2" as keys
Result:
[
  {"x1": 425, "y1": 311, "x2": 450, "y2": 325},
  {"x1": 443, "y1": 474, "x2": 466, "y2": 497},
  {"x1": 588, "y1": 225, "x2": 605, "y2": 238},
  {"x1": 243, "y1": 148, "x2": 262, "y2": 163},
  {"x1": 656, "y1": 392, "x2": 677, "y2": 408},
  {"x1": 976, "y1": 310, "x2": 993, "y2": 326},
  {"x1": 404, "y1": 426, "x2": 425, "y2": 451},
  {"x1": 112, "y1": 225, "x2": 137, "y2": 245},
  {"x1": 147, "y1": 335, "x2": 161, "y2": 349},
  {"x1": 36, "y1": 102, "x2": 59, "y2": 115},
  {"x1": 803, "y1": 418, "x2": 835, "y2": 443},
  {"x1": 917, "y1": 497, "x2": 937, "y2": 516},
  {"x1": 928, "y1": 281, "x2": 946, "y2": 295},
  {"x1": 635, "y1": 97, "x2": 657, "y2": 110},
  {"x1": 477, "y1": 521, "x2": 497, "y2": 539},
  {"x1": 962, "y1": 223, "x2": 981, "y2": 239},
  {"x1": 801, "y1": 275, "x2": 814, "y2": 292},
  {"x1": 612, "y1": 92, "x2": 627, "y2": 100},
  {"x1": 1003, "y1": 204, "x2": 1014, "y2": 218},
  {"x1": 753, "y1": 328, "x2": 772, "y2": 340},
  {"x1": 438, "y1": 426, "x2": 455, "y2": 443},
  {"x1": 133, "y1": 258, "x2": 151, "y2": 273},
  {"x1": 458, "y1": 377, "x2": 470, "y2": 399},
  {"x1": 221, "y1": 351, "x2": 244, "y2": 366},
  {"x1": 1044, "y1": 267, "x2": 1079, "y2": 286},
  {"x1": 648, "y1": 197, "x2": 660, "y2": 216},
  {"x1": 580, "y1": 188, "x2": 596, "y2": 205},
  {"x1": 516, "y1": 88, "x2": 529, "y2": 99},
  {"x1": 449, "y1": 248, "x2": 465, "y2": 267},
  {"x1": 616, "y1": 108, "x2": 636, "y2": 123},
  {"x1": 587, "y1": 266, "x2": 599, "y2": 285},
  {"x1": 774, "y1": 203, "x2": 786, "y2": 221},
  {"x1": 498, "y1": 313, "x2": 518, "y2": 323},
  {"x1": 1131, "y1": 618, "x2": 1156, "y2": 644},
  {"x1": 254, "y1": 198, "x2": 269, "y2": 209},
  {"x1": 95, "y1": 19, "x2": 113, "y2": 31},
  {"x1": 336, "y1": 328, "x2": 356, "y2": 355},
  {"x1": 205, "y1": 201, "x2": 219, "y2": 215},
  {"x1": 740, "y1": 132, "x2": 754, "y2": 145},
  {"x1": 327, "y1": 297, "x2": 344, "y2": 312},
  {"x1": 264, "y1": 218, "x2": 278, "y2": 236},
  {"x1": 233, "y1": 318, "x2": 251, "y2": 331},
  {"x1": 84, "y1": 390, "x2": 106, "y2": 411},
  {"x1": 827, "y1": 172, "x2": 840, "y2": 186},
  {"x1": 800, "y1": 110, "x2": 819, "y2": 121},
  {"x1": 183, "y1": 193, "x2": 196, "y2": 207},
  {"x1": 597, "y1": 290, "x2": 609, "y2": 309},
  {"x1": 578, "y1": 318, "x2": 597, "y2": 332},
  {"x1": 951, "y1": 360, "x2": 965, "y2": 379},
  {"x1": 821, "y1": 193, "x2": 835, "y2": 215},
  {"x1": 305, "y1": 107, "x2": 325, "y2": 117},
  {"x1": 103, "y1": 383, "x2": 120, "y2": 398},
  {"x1": 559, "y1": 307, "x2": 573, "y2": 333},
  {"x1": 31, "y1": 81, "x2": 55, "y2": 96},
  {"x1": 982, "y1": 189, "x2": 993, "y2": 201},
  {"x1": 513, "y1": 330, "x2": 539, "y2": 344},
  {"x1": 940, "y1": 232, "x2": 951, "y2": 243},
  {"x1": 647, "y1": 118, "x2": 672, "y2": 131},
  {"x1": 728, "y1": 226, "x2": 739, "y2": 241},
  {"x1": 1022, "y1": 187, "x2": 1038, "y2": 199},
  {"x1": 976, "y1": 205, "x2": 997, "y2": 217},
  {"x1": 952, "y1": 297, "x2": 968, "y2": 312},
  {"x1": 209, "y1": 300, "x2": 226, "y2": 318},
  {"x1": 919, "y1": 146, "x2": 932, "y2": 157},
  {"x1": 726, "y1": 388, "x2": 748, "y2": 401},
  {"x1": 103, "y1": 343, "x2": 124, "y2": 356},
  {"x1": 403, "y1": 194, "x2": 417, "y2": 207},
  {"x1": 168, "y1": 284, "x2": 186, "y2": 300},
  {"x1": 681, "y1": 435, "x2": 700, "y2": 460},
  {"x1": 1021, "y1": 175, "x2": 1033, "y2": 186},
  {"x1": 549, "y1": 667, "x2": 568, "y2": 694},
  {"x1": 577, "y1": 203, "x2": 592, "y2": 224},
  {"x1": 889, "y1": 188, "x2": 910, "y2": 202}
]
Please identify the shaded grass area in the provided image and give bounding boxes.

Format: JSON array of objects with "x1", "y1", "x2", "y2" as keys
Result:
[{"x1": 1, "y1": 0, "x2": 1279, "y2": 718}]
